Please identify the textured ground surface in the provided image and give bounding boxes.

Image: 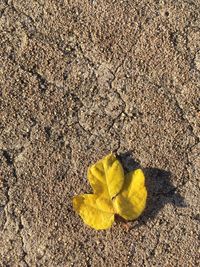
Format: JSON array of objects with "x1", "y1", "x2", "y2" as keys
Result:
[{"x1": 0, "y1": 0, "x2": 200, "y2": 266}]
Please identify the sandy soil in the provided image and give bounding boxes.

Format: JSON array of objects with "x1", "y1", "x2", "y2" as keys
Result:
[{"x1": 0, "y1": 0, "x2": 200, "y2": 266}]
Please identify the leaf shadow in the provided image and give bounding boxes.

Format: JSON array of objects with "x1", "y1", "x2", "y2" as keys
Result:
[{"x1": 117, "y1": 151, "x2": 186, "y2": 227}]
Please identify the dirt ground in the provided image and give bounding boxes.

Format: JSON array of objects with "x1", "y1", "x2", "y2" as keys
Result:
[{"x1": 0, "y1": 0, "x2": 200, "y2": 266}]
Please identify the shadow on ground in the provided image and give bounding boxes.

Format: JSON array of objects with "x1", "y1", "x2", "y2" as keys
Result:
[{"x1": 117, "y1": 151, "x2": 186, "y2": 227}]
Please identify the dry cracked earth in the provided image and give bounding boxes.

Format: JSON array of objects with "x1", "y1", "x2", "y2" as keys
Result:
[{"x1": 0, "y1": 0, "x2": 200, "y2": 266}]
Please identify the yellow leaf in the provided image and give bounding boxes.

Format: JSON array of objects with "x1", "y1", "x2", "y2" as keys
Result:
[
  {"x1": 73, "y1": 194, "x2": 115, "y2": 230},
  {"x1": 73, "y1": 154, "x2": 148, "y2": 230},
  {"x1": 113, "y1": 169, "x2": 147, "y2": 220},
  {"x1": 87, "y1": 153, "x2": 124, "y2": 199}
]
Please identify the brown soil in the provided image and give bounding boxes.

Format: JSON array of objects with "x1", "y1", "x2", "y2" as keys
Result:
[{"x1": 0, "y1": 1, "x2": 199, "y2": 266}]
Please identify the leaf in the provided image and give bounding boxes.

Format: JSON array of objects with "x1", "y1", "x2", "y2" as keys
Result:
[
  {"x1": 113, "y1": 169, "x2": 147, "y2": 220},
  {"x1": 73, "y1": 194, "x2": 115, "y2": 230},
  {"x1": 73, "y1": 154, "x2": 148, "y2": 230},
  {"x1": 87, "y1": 153, "x2": 124, "y2": 199}
]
